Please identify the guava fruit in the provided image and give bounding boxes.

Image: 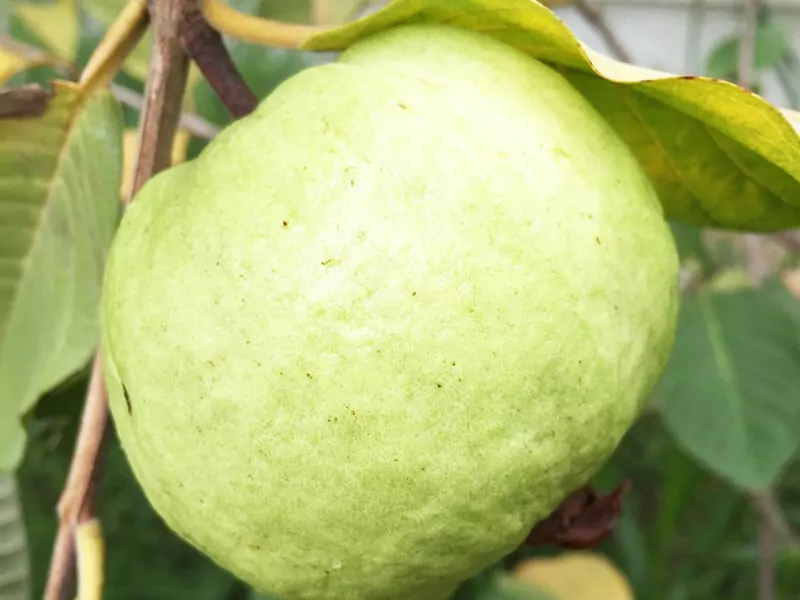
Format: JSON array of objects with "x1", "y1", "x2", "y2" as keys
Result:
[{"x1": 101, "y1": 23, "x2": 679, "y2": 600}]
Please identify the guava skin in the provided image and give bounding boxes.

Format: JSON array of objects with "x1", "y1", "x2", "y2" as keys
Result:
[{"x1": 101, "y1": 24, "x2": 679, "y2": 600}]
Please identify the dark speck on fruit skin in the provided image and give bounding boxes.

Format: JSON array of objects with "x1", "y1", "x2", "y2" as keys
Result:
[
  {"x1": 282, "y1": 220, "x2": 289, "y2": 227},
  {"x1": 123, "y1": 384, "x2": 132, "y2": 415}
]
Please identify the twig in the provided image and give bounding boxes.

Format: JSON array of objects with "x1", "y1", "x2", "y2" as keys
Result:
[
  {"x1": 756, "y1": 515, "x2": 775, "y2": 600},
  {"x1": 42, "y1": 357, "x2": 108, "y2": 600},
  {"x1": 748, "y1": 489, "x2": 800, "y2": 600},
  {"x1": 738, "y1": 0, "x2": 761, "y2": 91},
  {"x1": 110, "y1": 82, "x2": 219, "y2": 140},
  {"x1": 0, "y1": 35, "x2": 216, "y2": 140},
  {"x1": 737, "y1": 0, "x2": 770, "y2": 289},
  {"x1": 42, "y1": 0, "x2": 194, "y2": 597},
  {"x1": 774, "y1": 230, "x2": 800, "y2": 253},
  {"x1": 130, "y1": 0, "x2": 192, "y2": 198},
  {"x1": 748, "y1": 489, "x2": 800, "y2": 549},
  {"x1": 572, "y1": 0, "x2": 633, "y2": 63},
  {"x1": 744, "y1": 234, "x2": 771, "y2": 285},
  {"x1": 179, "y1": 0, "x2": 257, "y2": 119},
  {"x1": 0, "y1": 35, "x2": 78, "y2": 79}
]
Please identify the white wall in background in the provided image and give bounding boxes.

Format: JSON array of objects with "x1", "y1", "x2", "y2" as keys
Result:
[{"x1": 553, "y1": 1, "x2": 800, "y2": 107}]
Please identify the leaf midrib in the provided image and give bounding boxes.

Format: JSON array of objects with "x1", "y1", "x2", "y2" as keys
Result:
[
  {"x1": 0, "y1": 90, "x2": 79, "y2": 361},
  {"x1": 699, "y1": 293, "x2": 757, "y2": 478}
]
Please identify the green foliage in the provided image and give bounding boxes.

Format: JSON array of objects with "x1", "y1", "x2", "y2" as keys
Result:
[
  {"x1": 657, "y1": 289, "x2": 800, "y2": 489},
  {"x1": 0, "y1": 474, "x2": 28, "y2": 600},
  {"x1": 705, "y1": 22, "x2": 790, "y2": 81},
  {"x1": 0, "y1": 84, "x2": 123, "y2": 472},
  {"x1": 2, "y1": 1, "x2": 800, "y2": 600}
]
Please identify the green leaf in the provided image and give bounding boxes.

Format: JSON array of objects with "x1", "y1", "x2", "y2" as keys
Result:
[
  {"x1": 705, "y1": 23, "x2": 790, "y2": 80},
  {"x1": 657, "y1": 290, "x2": 800, "y2": 489},
  {"x1": 303, "y1": 0, "x2": 800, "y2": 232},
  {"x1": 0, "y1": 473, "x2": 28, "y2": 600},
  {"x1": 0, "y1": 82, "x2": 123, "y2": 472}
]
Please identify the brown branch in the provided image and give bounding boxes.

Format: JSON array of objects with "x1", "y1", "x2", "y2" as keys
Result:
[
  {"x1": 748, "y1": 489, "x2": 800, "y2": 600},
  {"x1": 42, "y1": 357, "x2": 108, "y2": 600},
  {"x1": 42, "y1": 0, "x2": 194, "y2": 597},
  {"x1": 738, "y1": 0, "x2": 760, "y2": 91},
  {"x1": 0, "y1": 35, "x2": 78, "y2": 79},
  {"x1": 775, "y1": 231, "x2": 800, "y2": 253},
  {"x1": 748, "y1": 489, "x2": 800, "y2": 549},
  {"x1": 179, "y1": 0, "x2": 257, "y2": 119},
  {"x1": 109, "y1": 82, "x2": 219, "y2": 140},
  {"x1": 744, "y1": 234, "x2": 771, "y2": 285},
  {"x1": 572, "y1": 0, "x2": 633, "y2": 63},
  {"x1": 756, "y1": 516, "x2": 776, "y2": 600},
  {"x1": 0, "y1": 34, "x2": 216, "y2": 140}
]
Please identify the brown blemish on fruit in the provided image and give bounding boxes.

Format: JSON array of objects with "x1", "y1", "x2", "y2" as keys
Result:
[{"x1": 123, "y1": 384, "x2": 132, "y2": 415}]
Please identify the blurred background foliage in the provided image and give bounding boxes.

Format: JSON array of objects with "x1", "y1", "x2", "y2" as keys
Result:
[{"x1": 3, "y1": 0, "x2": 800, "y2": 599}]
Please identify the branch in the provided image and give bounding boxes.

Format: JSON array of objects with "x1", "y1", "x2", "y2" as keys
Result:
[
  {"x1": 738, "y1": 0, "x2": 760, "y2": 91},
  {"x1": 0, "y1": 36, "x2": 216, "y2": 140},
  {"x1": 179, "y1": 0, "x2": 258, "y2": 119},
  {"x1": 748, "y1": 489, "x2": 800, "y2": 549},
  {"x1": 744, "y1": 234, "x2": 771, "y2": 285},
  {"x1": 130, "y1": 0, "x2": 192, "y2": 197},
  {"x1": 0, "y1": 35, "x2": 78, "y2": 79},
  {"x1": 109, "y1": 82, "x2": 219, "y2": 140},
  {"x1": 42, "y1": 0, "x2": 194, "y2": 597},
  {"x1": 748, "y1": 488, "x2": 800, "y2": 600},
  {"x1": 42, "y1": 357, "x2": 108, "y2": 600},
  {"x1": 572, "y1": 0, "x2": 633, "y2": 64}
]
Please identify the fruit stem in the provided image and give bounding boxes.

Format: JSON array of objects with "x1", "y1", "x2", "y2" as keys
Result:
[
  {"x1": 79, "y1": 0, "x2": 150, "y2": 93},
  {"x1": 42, "y1": 0, "x2": 194, "y2": 597},
  {"x1": 200, "y1": 0, "x2": 327, "y2": 49},
  {"x1": 180, "y1": 1, "x2": 258, "y2": 119},
  {"x1": 42, "y1": 356, "x2": 111, "y2": 600}
]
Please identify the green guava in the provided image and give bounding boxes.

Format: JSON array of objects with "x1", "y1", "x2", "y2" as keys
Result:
[{"x1": 101, "y1": 23, "x2": 679, "y2": 600}]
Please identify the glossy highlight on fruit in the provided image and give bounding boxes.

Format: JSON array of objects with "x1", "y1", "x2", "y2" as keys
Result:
[{"x1": 101, "y1": 23, "x2": 680, "y2": 600}]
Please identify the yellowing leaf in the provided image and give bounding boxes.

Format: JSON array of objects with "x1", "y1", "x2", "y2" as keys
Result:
[
  {"x1": 514, "y1": 553, "x2": 635, "y2": 600},
  {"x1": 303, "y1": 0, "x2": 800, "y2": 232},
  {"x1": 80, "y1": 0, "x2": 152, "y2": 82},
  {"x1": 0, "y1": 39, "x2": 70, "y2": 85},
  {"x1": 14, "y1": 0, "x2": 79, "y2": 62},
  {"x1": 0, "y1": 47, "x2": 30, "y2": 85},
  {"x1": 0, "y1": 82, "x2": 123, "y2": 471}
]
